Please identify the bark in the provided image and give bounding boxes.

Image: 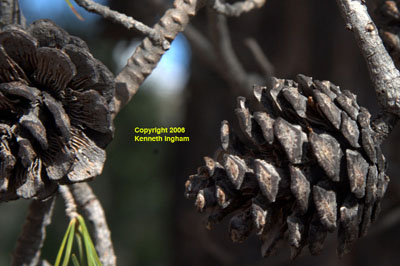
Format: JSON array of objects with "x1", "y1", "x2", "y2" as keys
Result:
[
  {"x1": 11, "y1": 198, "x2": 55, "y2": 266},
  {"x1": 337, "y1": 0, "x2": 400, "y2": 118},
  {"x1": 74, "y1": 0, "x2": 164, "y2": 44},
  {"x1": 113, "y1": 0, "x2": 207, "y2": 116}
]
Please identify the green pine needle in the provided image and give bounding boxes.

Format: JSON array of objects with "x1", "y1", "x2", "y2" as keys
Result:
[
  {"x1": 55, "y1": 219, "x2": 74, "y2": 266},
  {"x1": 75, "y1": 228, "x2": 84, "y2": 266},
  {"x1": 77, "y1": 215, "x2": 102, "y2": 266},
  {"x1": 54, "y1": 215, "x2": 102, "y2": 266},
  {"x1": 71, "y1": 254, "x2": 80, "y2": 266},
  {"x1": 62, "y1": 219, "x2": 76, "y2": 266}
]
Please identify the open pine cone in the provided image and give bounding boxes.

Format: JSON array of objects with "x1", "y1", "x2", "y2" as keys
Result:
[
  {"x1": 185, "y1": 75, "x2": 389, "y2": 258},
  {"x1": 0, "y1": 20, "x2": 115, "y2": 201}
]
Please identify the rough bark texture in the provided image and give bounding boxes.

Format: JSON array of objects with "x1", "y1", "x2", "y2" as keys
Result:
[
  {"x1": 113, "y1": 0, "x2": 206, "y2": 116},
  {"x1": 74, "y1": 0, "x2": 164, "y2": 44},
  {"x1": 11, "y1": 198, "x2": 55, "y2": 266},
  {"x1": 337, "y1": 0, "x2": 400, "y2": 118},
  {"x1": 59, "y1": 185, "x2": 78, "y2": 220}
]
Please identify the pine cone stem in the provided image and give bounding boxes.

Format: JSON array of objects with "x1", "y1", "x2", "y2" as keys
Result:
[{"x1": 59, "y1": 185, "x2": 78, "y2": 220}]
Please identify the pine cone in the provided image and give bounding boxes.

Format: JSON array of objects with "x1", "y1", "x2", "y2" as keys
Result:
[
  {"x1": 0, "y1": 20, "x2": 115, "y2": 201},
  {"x1": 185, "y1": 75, "x2": 389, "y2": 258}
]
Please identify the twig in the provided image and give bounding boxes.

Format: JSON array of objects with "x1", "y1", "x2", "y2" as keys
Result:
[
  {"x1": 336, "y1": 0, "x2": 400, "y2": 120},
  {"x1": 209, "y1": 0, "x2": 266, "y2": 17},
  {"x1": 185, "y1": 24, "x2": 266, "y2": 94},
  {"x1": 59, "y1": 184, "x2": 78, "y2": 220},
  {"x1": 244, "y1": 38, "x2": 274, "y2": 77},
  {"x1": 184, "y1": 24, "x2": 219, "y2": 71},
  {"x1": 0, "y1": 0, "x2": 25, "y2": 27},
  {"x1": 113, "y1": 0, "x2": 207, "y2": 117},
  {"x1": 11, "y1": 197, "x2": 56, "y2": 266},
  {"x1": 74, "y1": 0, "x2": 168, "y2": 48},
  {"x1": 208, "y1": 8, "x2": 254, "y2": 93},
  {"x1": 70, "y1": 183, "x2": 116, "y2": 266}
]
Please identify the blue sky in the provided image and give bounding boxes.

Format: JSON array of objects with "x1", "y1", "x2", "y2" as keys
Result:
[
  {"x1": 113, "y1": 34, "x2": 191, "y2": 94},
  {"x1": 20, "y1": 0, "x2": 108, "y2": 28}
]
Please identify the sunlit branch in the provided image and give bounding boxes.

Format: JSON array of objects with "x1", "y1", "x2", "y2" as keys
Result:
[
  {"x1": 74, "y1": 0, "x2": 167, "y2": 47},
  {"x1": 113, "y1": 0, "x2": 207, "y2": 117}
]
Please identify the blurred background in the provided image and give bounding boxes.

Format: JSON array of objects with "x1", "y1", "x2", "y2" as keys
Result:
[{"x1": 1, "y1": 0, "x2": 400, "y2": 265}]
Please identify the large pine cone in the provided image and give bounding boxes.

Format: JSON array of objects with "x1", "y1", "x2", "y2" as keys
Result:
[
  {"x1": 0, "y1": 20, "x2": 115, "y2": 201},
  {"x1": 185, "y1": 75, "x2": 389, "y2": 258}
]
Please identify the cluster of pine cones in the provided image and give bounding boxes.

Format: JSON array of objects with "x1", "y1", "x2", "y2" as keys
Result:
[
  {"x1": 0, "y1": 2, "x2": 393, "y2": 260},
  {"x1": 0, "y1": 20, "x2": 115, "y2": 201},
  {"x1": 185, "y1": 75, "x2": 389, "y2": 258}
]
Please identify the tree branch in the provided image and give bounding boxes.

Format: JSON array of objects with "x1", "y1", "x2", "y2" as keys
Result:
[
  {"x1": 11, "y1": 197, "x2": 55, "y2": 266},
  {"x1": 244, "y1": 37, "x2": 274, "y2": 77},
  {"x1": 184, "y1": 24, "x2": 219, "y2": 71},
  {"x1": 209, "y1": 0, "x2": 266, "y2": 17},
  {"x1": 79, "y1": 0, "x2": 265, "y2": 116},
  {"x1": 113, "y1": 0, "x2": 207, "y2": 117},
  {"x1": 336, "y1": 0, "x2": 400, "y2": 120},
  {"x1": 207, "y1": 8, "x2": 263, "y2": 94},
  {"x1": 184, "y1": 24, "x2": 268, "y2": 95},
  {"x1": 208, "y1": 8, "x2": 247, "y2": 90},
  {"x1": 74, "y1": 0, "x2": 168, "y2": 48},
  {"x1": 59, "y1": 185, "x2": 78, "y2": 220},
  {"x1": 0, "y1": 0, "x2": 25, "y2": 27},
  {"x1": 70, "y1": 183, "x2": 116, "y2": 266}
]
